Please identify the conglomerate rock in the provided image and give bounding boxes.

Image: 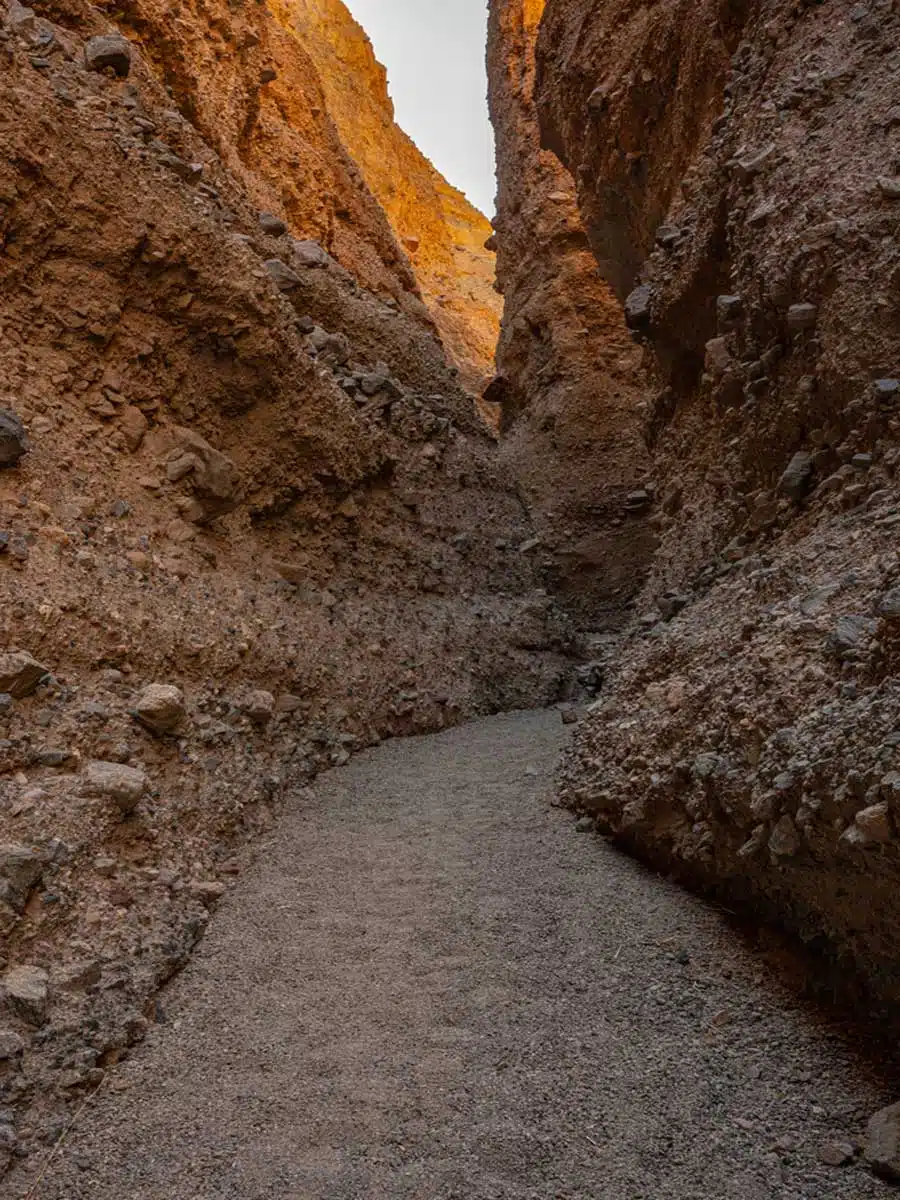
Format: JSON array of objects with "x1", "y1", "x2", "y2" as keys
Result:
[{"x1": 497, "y1": 0, "x2": 900, "y2": 1013}]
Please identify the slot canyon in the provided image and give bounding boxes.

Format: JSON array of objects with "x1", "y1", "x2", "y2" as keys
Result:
[{"x1": 1, "y1": 0, "x2": 900, "y2": 1194}]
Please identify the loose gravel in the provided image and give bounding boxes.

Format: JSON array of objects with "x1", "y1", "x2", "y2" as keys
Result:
[{"x1": 8, "y1": 711, "x2": 892, "y2": 1199}]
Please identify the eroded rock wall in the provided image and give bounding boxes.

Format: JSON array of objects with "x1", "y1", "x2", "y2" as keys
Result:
[
  {"x1": 487, "y1": 0, "x2": 655, "y2": 621},
  {"x1": 529, "y1": 0, "x2": 900, "y2": 1009},
  {"x1": 0, "y1": 1, "x2": 569, "y2": 1171},
  {"x1": 292, "y1": 0, "x2": 502, "y2": 391}
]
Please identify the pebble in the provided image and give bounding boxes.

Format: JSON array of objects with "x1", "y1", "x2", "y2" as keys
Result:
[
  {"x1": 0, "y1": 1031, "x2": 24, "y2": 1060},
  {"x1": 817, "y1": 1140, "x2": 856, "y2": 1167}
]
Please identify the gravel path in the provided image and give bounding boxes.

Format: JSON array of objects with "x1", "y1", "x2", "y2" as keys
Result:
[{"x1": 8, "y1": 711, "x2": 891, "y2": 1199}]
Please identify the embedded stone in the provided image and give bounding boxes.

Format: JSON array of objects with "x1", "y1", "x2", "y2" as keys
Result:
[
  {"x1": 133, "y1": 684, "x2": 186, "y2": 735},
  {"x1": 83, "y1": 761, "x2": 149, "y2": 813},
  {"x1": 0, "y1": 650, "x2": 48, "y2": 698},
  {"x1": 85, "y1": 33, "x2": 132, "y2": 77}
]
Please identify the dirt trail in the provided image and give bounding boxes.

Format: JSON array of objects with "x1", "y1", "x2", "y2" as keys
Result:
[{"x1": 7, "y1": 711, "x2": 891, "y2": 1199}]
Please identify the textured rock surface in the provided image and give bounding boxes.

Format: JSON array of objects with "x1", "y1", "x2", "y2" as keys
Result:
[
  {"x1": 0, "y1": 0, "x2": 569, "y2": 1170},
  {"x1": 487, "y1": 0, "x2": 656, "y2": 618},
  {"x1": 292, "y1": 0, "x2": 502, "y2": 390},
  {"x1": 520, "y1": 0, "x2": 900, "y2": 1015}
]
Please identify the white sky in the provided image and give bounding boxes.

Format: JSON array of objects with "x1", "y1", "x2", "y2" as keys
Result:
[{"x1": 345, "y1": 0, "x2": 496, "y2": 217}]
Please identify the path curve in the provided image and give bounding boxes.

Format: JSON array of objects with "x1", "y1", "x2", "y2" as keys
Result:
[{"x1": 10, "y1": 711, "x2": 889, "y2": 1199}]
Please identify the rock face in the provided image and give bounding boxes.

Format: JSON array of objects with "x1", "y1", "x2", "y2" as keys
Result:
[
  {"x1": 506, "y1": 0, "x2": 900, "y2": 1012},
  {"x1": 291, "y1": 0, "x2": 502, "y2": 390},
  {"x1": 487, "y1": 0, "x2": 655, "y2": 617},
  {"x1": 0, "y1": 0, "x2": 568, "y2": 1171},
  {"x1": 90, "y1": 0, "x2": 499, "y2": 387}
]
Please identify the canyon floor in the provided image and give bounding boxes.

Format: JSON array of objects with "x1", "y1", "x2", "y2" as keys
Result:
[{"x1": 6, "y1": 711, "x2": 892, "y2": 1199}]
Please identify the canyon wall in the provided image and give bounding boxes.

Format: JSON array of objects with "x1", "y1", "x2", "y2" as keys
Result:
[
  {"x1": 0, "y1": 0, "x2": 567, "y2": 1172},
  {"x1": 487, "y1": 0, "x2": 655, "y2": 620},
  {"x1": 517, "y1": 0, "x2": 900, "y2": 1010},
  {"x1": 291, "y1": 0, "x2": 502, "y2": 391}
]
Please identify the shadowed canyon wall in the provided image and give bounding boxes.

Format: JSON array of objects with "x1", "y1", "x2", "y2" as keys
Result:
[
  {"x1": 494, "y1": 0, "x2": 900, "y2": 1013},
  {"x1": 487, "y1": 0, "x2": 656, "y2": 620}
]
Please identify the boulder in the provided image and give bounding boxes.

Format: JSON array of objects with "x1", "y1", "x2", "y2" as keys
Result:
[
  {"x1": 134, "y1": 683, "x2": 186, "y2": 735},
  {"x1": 0, "y1": 650, "x2": 48, "y2": 698},
  {"x1": 83, "y1": 761, "x2": 149, "y2": 813}
]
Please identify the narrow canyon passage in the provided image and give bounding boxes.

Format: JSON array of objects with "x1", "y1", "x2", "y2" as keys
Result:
[{"x1": 9, "y1": 712, "x2": 889, "y2": 1200}]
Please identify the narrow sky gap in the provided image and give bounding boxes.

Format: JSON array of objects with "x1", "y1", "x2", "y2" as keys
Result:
[{"x1": 345, "y1": 0, "x2": 497, "y2": 217}]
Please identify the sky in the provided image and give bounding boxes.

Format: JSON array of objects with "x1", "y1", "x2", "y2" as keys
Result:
[{"x1": 346, "y1": 0, "x2": 497, "y2": 216}]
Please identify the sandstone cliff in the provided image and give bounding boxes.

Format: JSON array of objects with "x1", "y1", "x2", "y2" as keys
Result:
[
  {"x1": 487, "y1": 0, "x2": 655, "y2": 619},
  {"x1": 524, "y1": 0, "x2": 900, "y2": 1011}
]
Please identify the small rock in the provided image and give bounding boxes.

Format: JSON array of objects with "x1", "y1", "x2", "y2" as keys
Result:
[
  {"x1": 83, "y1": 761, "x2": 149, "y2": 813},
  {"x1": 244, "y1": 690, "x2": 275, "y2": 724},
  {"x1": 84, "y1": 33, "x2": 132, "y2": 77},
  {"x1": 877, "y1": 177, "x2": 900, "y2": 200},
  {"x1": 874, "y1": 379, "x2": 900, "y2": 405},
  {"x1": 717, "y1": 294, "x2": 743, "y2": 324},
  {"x1": 133, "y1": 684, "x2": 186, "y2": 735},
  {"x1": 827, "y1": 614, "x2": 876, "y2": 659},
  {"x1": 778, "y1": 452, "x2": 814, "y2": 502},
  {"x1": 0, "y1": 410, "x2": 28, "y2": 467},
  {"x1": 292, "y1": 239, "x2": 329, "y2": 269},
  {"x1": 264, "y1": 259, "x2": 301, "y2": 291},
  {"x1": 258, "y1": 212, "x2": 287, "y2": 237},
  {"x1": 786, "y1": 302, "x2": 818, "y2": 331},
  {"x1": 1, "y1": 965, "x2": 49, "y2": 1026},
  {"x1": 851, "y1": 452, "x2": 873, "y2": 471},
  {"x1": 877, "y1": 587, "x2": 900, "y2": 620},
  {"x1": 847, "y1": 802, "x2": 892, "y2": 846},
  {"x1": 190, "y1": 880, "x2": 225, "y2": 906},
  {"x1": 559, "y1": 706, "x2": 579, "y2": 726},
  {"x1": 119, "y1": 406, "x2": 148, "y2": 453},
  {"x1": 259, "y1": 66, "x2": 277, "y2": 84},
  {"x1": 866, "y1": 1102, "x2": 900, "y2": 1181},
  {"x1": 0, "y1": 845, "x2": 44, "y2": 909},
  {"x1": 768, "y1": 814, "x2": 800, "y2": 858},
  {"x1": 817, "y1": 1141, "x2": 855, "y2": 1167},
  {"x1": 575, "y1": 816, "x2": 595, "y2": 833},
  {"x1": 0, "y1": 1031, "x2": 24, "y2": 1060},
  {"x1": 0, "y1": 650, "x2": 48, "y2": 698},
  {"x1": 624, "y1": 284, "x2": 653, "y2": 329},
  {"x1": 0, "y1": 694, "x2": 11, "y2": 715}
]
